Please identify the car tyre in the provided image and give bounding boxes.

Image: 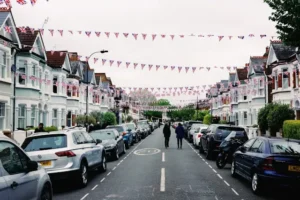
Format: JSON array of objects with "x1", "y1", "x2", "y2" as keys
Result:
[
  {"x1": 251, "y1": 173, "x2": 263, "y2": 195},
  {"x1": 205, "y1": 146, "x2": 212, "y2": 160},
  {"x1": 123, "y1": 143, "x2": 127, "y2": 154},
  {"x1": 78, "y1": 161, "x2": 88, "y2": 187},
  {"x1": 98, "y1": 154, "x2": 107, "y2": 172},
  {"x1": 231, "y1": 161, "x2": 237, "y2": 177},
  {"x1": 199, "y1": 142, "x2": 204, "y2": 154},
  {"x1": 125, "y1": 142, "x2": 130, "y2": 149},
  {"x1": 40, "y1": 183, "x2": 52, "y2": 200},
  {"x1": 114, "y1": 148, "x2": 119, "y2": 160}
]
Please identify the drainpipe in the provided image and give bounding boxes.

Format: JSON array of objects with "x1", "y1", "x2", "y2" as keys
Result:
[{"x1": 11, "y1": 48, "x2": 19, "y2": 132}]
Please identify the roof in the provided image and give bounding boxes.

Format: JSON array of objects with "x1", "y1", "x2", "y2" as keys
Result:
[
  {"x1": 271, "y1": 41, "x2": 297, "y2": 61},
  {"x1": 16, "y1": 27, "x2": 39, "y2": 51},
  {"x1": 236, "y1": 68, "x2": 248, "y2": 80},
  {"x1": 46, "y1": 51, "x2": 67, "y2": 68},
  {"x1": 250, "y1": 56, "x2": 267, "y2": 73}
]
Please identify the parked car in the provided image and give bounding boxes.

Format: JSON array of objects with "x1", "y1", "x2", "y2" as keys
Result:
[
  {"x1": 106, "y1": 125, "x2": 133, "y2": 149},
  {"x1": 90, "y1": 129, "x2": 126, "y2": 160},
  {"x1": 232, "y1": 137, "x2": 300, "y2": 194},
  {"x1": 188, "y1": 123, "x2": 205, "y2": 143},
  {"x1": 199, "y1": 124, "x2": 246, "y2": 160},
  {"x1": 136, "y1": 124, "x2": 148, "y2": 139},
  {"x1": 124, "y1": 123, "x2": 141, "y2": 143},
  {"x1": 21, "y1": 129, "x2": 107, "y2": 188},
  {"x1": 138, "y1": 120, "x2": 151, "y2": 135},
  {"x1": 184, "y1": 121, "x2": 202, "y2": 138},
  {"x1": 192, "y1": 126, "x2": 208, "y2": 147},
  {"x1": 0, "y1": 135, "x2": 53, "y2": 200}
]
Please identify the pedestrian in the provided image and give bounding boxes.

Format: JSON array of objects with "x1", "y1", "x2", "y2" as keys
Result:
[
  {"x1": 163, "y1": 122, "x2": 171, "y2": 148},
  {"x1": 175, "y1": 123, "x2": 184, "y2": 149},
  {"x1": 35, "y1": 123, "x2": 46, "y2": 133}
]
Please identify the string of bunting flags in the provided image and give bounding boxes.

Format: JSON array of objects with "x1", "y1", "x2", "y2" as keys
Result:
[
  {"x1": 2, "y1": 0, "x2": 38, "y2": 7},
  {"x1": 6, "y1": 25, "x2": 279, "y2": 42},
  {"x1": 131, "y1": 106, "x2": 190, "y2": 112}
]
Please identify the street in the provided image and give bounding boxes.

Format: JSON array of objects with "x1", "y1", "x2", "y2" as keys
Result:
[{"x1": 53, "y1": 127, "x2": 297, "y2": 200}]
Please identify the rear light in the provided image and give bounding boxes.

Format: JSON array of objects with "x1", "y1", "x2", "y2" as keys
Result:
[
  {"x1": 55, "y1": 150, "x2": 76, "y2": 157},
  {"x1": 262, "y1": 157, "x2": 274, "y2": 171},
  {"x1": 123, "y1": 132, "x2": 127, "y2": 136},
  {"x1": 198, "y1": 134, "x2": 202, "y2": 138}
]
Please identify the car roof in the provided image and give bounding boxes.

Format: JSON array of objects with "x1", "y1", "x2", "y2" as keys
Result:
[
  {"x1": 27, "y1": 130, "x2": 80, "y2": 138},
  {"x1": 91, "y1": 128, "x2": 116, "y2": 132},
  {"x1": 257, "y1": 136, "x2": 300, "y2": 143}
]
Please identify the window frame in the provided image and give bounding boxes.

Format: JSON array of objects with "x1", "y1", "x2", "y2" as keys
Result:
[
  {"x1": 18, "y1": 105, "x2": 26, "y2": 129},
  {"x1": 31, "y1": 105, "x2": 36, "y2": 127},
  {"x1": 52, "y1": 109, "x2": 58, "y2": 127},
  {"x1": 0, "y1": 102, "x2": 5, "y2": 130},
  {"x1": 0, "y1": 50, "x2": 6, "y2": 79}
]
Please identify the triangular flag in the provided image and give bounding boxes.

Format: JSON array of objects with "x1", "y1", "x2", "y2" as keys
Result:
[
  {"x1": 85, "y1": 31, "x2": 91, "y2": 37},
  {"x1": 156, "y1": 65, "x2": 160, "y2": 71},
  {"x1": 132, "y1": 33, "x2": 138, "y2": 40},
  {"x1": 58, "y1": 30, "x2": 63, "y2": 36},
  {"x1": 170, "y1": 35, "x2": 175, "y2": 40},
  {"x1": 171, "y1": 66, "x2": 175, "y2": 71},
  {"x1": 102, "y1": 59, "x2": 106, "y2": 65},
  {"x1": 95, "y1": 32, "x2": 101, "y2": 37},
  {"x1": 141, "y1": 64, "x2": 145, "y2": 70},
  {"x1": 161, "y1": 34, "x2": 166, "y2": 38},
  {"x1": 94, "y1": 58, "x2": 98, "y2": 64},
  {"x1": 149, "y1": 64, "x2": 153, "y2": 70},
  {"x1": 134, "y1": 63, "x2": 138, "y2": 69},
  {"x1": 123, "y1": 33, "x2": 129, "y2": 38},
  {"x1": 218, "y1": 36, "x2": 224, "y2": 41},
  {"x1": 126, "y1": 62, "x2": 130, "y2": 68},
  {"x1": 142, "y1": 34, "x2": 147, "y2": 40},
  {"x1": 229, "y1": 36, "x2": 233, "y2": 40},
  {"x1": 178, "y1": 67, "x2": 182, "y2": 73},
  {"x1": 114, "y1": 32, "x2": 119, "y2": 38},
  {"x1": 39, "y1": 29, "x2": 44, "y2": 35},
  {"x1": 60, "y1": 52, "x2": 64, "y2": 57},
  {"x1": 185, "y1": 67, "x2": 189, "y2": 73},
  {"x1": 152, "y1": 34, "x2": 156, "y2": 41},
  {"x1": 78, "y1": 31, "x2": 82, "y2": 34},
  {"x1": 164, "y1": 65, "x2": 168, "y2": 70},
  {"x1": 117, "y1": 61, "x2": 122, "y2": 67},
  {"x1": 48, "y1": 29, "x2": 54, "y2": 36},
  {"x1": 105, "y1": 32, "x2": 110, "y2": 38},
  {"x1": 110, "y1": 60, "x2": 114, "y2": 66}
]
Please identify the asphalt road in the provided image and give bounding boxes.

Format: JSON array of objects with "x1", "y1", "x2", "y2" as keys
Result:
[{"x1": 53, "y1": 127, "x2": 297, "y2": 200}]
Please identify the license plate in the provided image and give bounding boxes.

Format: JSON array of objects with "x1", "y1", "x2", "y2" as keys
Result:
[
  {"x1": 39, "y1": 161, "x2": 51, "y2": 166},
  {"x1": 288, "y1": 165, "x2": 300, "y2": 172}
]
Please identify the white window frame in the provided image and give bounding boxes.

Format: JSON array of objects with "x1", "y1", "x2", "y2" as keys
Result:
[
  {"x1": 52, "y1": 109, "x2": 58, "y2": 127},
  {"x1": 0, "y1": 102, "x2": 5, "y2": 130},
  {"x1": 282, "y1": 68, "x2": 289, "y2": 89},
  {"x1": 61, "y1": 109, "x2": 65, "y2": 126},
  {"x1": 18, "y1": 105, "x2": 26, "y2": 129},
  {"x1": 243, "y1": 111, "x2": 248, "y2": 126},
  {"x1": 0, "y1": 50, "x2": 7, "y2": 79},
  {"x1": 275, "y1": 71, "x2": 278, "y2": 89},
  {"x1": 31, "y1": 105, "x2": 36, "y2": 127},
  {"x1": 32, "y1": 64, "x2": 37, "y2": 87}
]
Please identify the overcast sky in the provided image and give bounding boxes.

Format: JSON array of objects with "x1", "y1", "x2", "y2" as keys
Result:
[{"x1": 7, "y1": 0, "x2": 277, "y2": 105}]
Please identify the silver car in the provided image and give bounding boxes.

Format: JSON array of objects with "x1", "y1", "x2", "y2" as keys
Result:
[
  {"x1": 0, "y1": 135, "x2": 52, "y2": 200},
  {"x1": 21, "y1": 129, "x2": 106, "y2": 187}
]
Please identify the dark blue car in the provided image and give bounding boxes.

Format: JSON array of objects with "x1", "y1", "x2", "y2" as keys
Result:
[
  {"x1": 232, "y1": 136, "x2": 300, "y2": 194},
  {"x1": 107, "y1": 125, "x2": 133, "y2": 149}
]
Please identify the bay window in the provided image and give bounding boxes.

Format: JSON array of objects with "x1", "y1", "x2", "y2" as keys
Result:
[
  {"x1": 31, "y1": 105, "x2": 36, "y2": 126},
  {"x1": 0, "y1": 103, "x2": 5, "y2": 130},
  {"x1": 18, "y1": 105, "x2": 26, "y2": 129},
  {"x1": 243, "y1": 111, "x2": 247, "y2": 126},
  {"x1": 0, "y1": 50, "x2": 6, "y2": 79},
  {"x1": 282, "y1": 68, "x2": 289, "y2": 89},
  {"x1": 52, "y1": 109, "x2": 58, "y2": 127},
  {"x1": 32, "y1": 64, "x2": 37, "y2": 86}
]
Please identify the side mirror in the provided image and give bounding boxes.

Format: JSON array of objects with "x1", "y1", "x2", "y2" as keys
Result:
[
  {"x1": 27, "y1": 160, "x2": 38, "y2": 172},
  {"x1": 96, "y1": 139, "x2": 102, "y2": 144},
  {"x1": 115, "y1": 136, "x2": 118, "y2": 140},
  {"x1": 201, "y1": 130, "x2": 207, "y2": 134},
  {"x1": 128, "y1": 129, "x2": 132, "y2": 132}
]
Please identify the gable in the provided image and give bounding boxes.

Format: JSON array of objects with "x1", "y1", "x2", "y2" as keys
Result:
[
  {"x1": 0, "y1": 12, "x2": 21, "y2": 48},
  {"x1": 267, "y1": 44, "x2": 277, "y2": 66},
  {"x1": 90, "y1": 72, "x2": 96, "y2": 85},
  {"x1": 30, "y1": 34, "x2": 47, "y2": 59},
  {"x1": 62, "y1": 54, "x2": 71, "y2": 72}
]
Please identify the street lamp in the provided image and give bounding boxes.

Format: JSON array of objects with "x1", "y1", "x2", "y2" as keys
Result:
[{"x1": 86, "y1": 50, "x2": 108, "y2": 126}]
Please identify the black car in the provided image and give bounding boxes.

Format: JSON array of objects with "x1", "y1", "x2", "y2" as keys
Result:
[
  {"x1": 124, "y1": 123, "x2": 141, "y2": 143},
  {"x1": 137, "y1": 124, "x2": 148, "y2": 138},
  {"x1": 89, "y1": 129, "x2": 126, "y2": 160},
  {"x1": 199, "y1": 124, "x2": 247, "y2": 160}
]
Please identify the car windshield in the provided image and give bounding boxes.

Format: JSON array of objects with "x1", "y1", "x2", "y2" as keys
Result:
[
  {"x1": 90, "y1": 131, "x2": 115, "y2": 140},
  {"x1": 107, "y1": 126, "x2": 124, "y2": 132},
  {"x1": 138, "y1": 121, "x2": 148, "y2": 126},
  {"x1": 126, "y1": 124, "x2": 135, "y2": 130},
  {"x1": 191, "y1": 124, "x2": 205, "y2": 130},
  {"x1": 270, "y1": 140, "x2": 300, "y2": 155},
  {"x1": 216, "y1": 127, "x2": 245, "y2": 138},
  {"x1": 22, "y1": 134, "x2": 67, "y2": 152},
  {"x1": 224, "y1": 131, "x2": 246, "y2": 141}
]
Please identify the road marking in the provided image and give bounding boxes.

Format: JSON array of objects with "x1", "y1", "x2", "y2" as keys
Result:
[
  {"x1": 91, "y1": 185, "x2": 98, "y2": 190},
  {"x1": 112, "y1": 167, "x2": 116, "y2": 171},
  {"x1": 231, "y1": 188, "x2": 239, "y2": 196},
  {"x1": 208, "y1": 165, "x2": 212, "y2": 169},
  {"x1": 217, "y1": 174, "x2": 223, "y2": 179},
  {"x1": 212, "y1": 169, "x2": 217, "y2": 173},
  {"x1": 205, "y1": 162, "x2": 208, "y2": 165},
  {"x1": 162, "y1": 152, "x2": 165, "y2": 162},
  {"x1": 117, "y1": 163, "x2": 121, "y2": 166},
  {"x1": 100, "y1": 178, "x2": 105, "y2": 182},
  {"x1": 160, "y1": 168, "x2": 165, "y2": 192},
  {"x1": 202, "y1": 159, "x2": 205, "y2": 161},
  {"x1": 215, "y1": 196, "x2": 219, "y2": 200},
  {"x1": 80, "y1": 193, "x2": 89, "y2": 200},
  {"x1": 224, "y1": 180, "x2": 230, "y2": 186},
  {"x1": 107, "y1": 172, "x2": 111, "y2": 176}
]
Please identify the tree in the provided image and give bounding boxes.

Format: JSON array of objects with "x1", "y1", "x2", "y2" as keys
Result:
[
  {"x1": 143, "y1": 99, "x2": 171, "y2": 119},
  {"x1": 192, "y1": 110, "x2": 209, "y2": 121},
  {"x1": 264, "y1": 0, "x2": 300, "y2": 48},
  {"x1": 89, "y1": 111, "x2": 104, "y2": 124},
  {"x1": 203, "y1": 114, "x2": 212, "y2": 125},
  {"x1": 75, "y1": 115, "x2": 96, "y2": 125},
  {"x1": 126, "y1": 115, "x2": 133, "y2": 122},
  {"x1": 258, "y1": 104, "x2": 274, "y2": 134},
  {"x1": 102, "y1": 112, "x2": 117, "y2": 127}
]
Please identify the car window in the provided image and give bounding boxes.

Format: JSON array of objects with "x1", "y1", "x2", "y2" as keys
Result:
[
  {"x1": 243, "y1": 138, "x2": 256, "y2": 150},
  {"x1": 249, "y1": 139, "x2": 264, "y2": 153},
  {"x1": 107, "y1": 126, "x2": 124, "y2": 132},
  {"x1": 73, "y1": 132, "x2": 87, "y2": 144},
  {"x1": 0, "y1": 141, "x2": 28, "y2": 175},
  {"x1": 216, "y1": 127, "x2": 245, "y2": 138},
  {"x1": 90, "y1": 130, "x2": 116, "y2": 140},
  {"x1": 269, "y1": 140, "x2": 300, "y2": 155},
  {"x1": 22, "y1": 134, "x2": 67, "y2": 152},
  {"x1": 82, "y1": 132, "x2": 95, "y2": 143}
]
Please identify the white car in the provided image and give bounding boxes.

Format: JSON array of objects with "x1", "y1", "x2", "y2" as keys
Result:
[
  {"x1": 21, "y1": 128, "x2": 106, "y2": 187},
  {"x1": 193, "y1": 126, "x2": 208, "y2": 147},
  {"x1": 0, "y1": 135, "x2": 53, "y2": 200}
]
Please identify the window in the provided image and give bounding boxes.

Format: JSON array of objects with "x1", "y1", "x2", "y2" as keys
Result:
[
  {"x1": 72, "y1": 132, "x2": 87, "y2": 144},
  {"x1": 52, "y1": 109, "x2": 58, "y2": 127},
  {"x1": 0, "y1": 50, "x2": 6, "y2": 79},
  {"x1": 243, "y1": 138, "x2": 256, "y2": 151},
  {"x1": 243, "y1": 111, "x2": 247, "y2": 125},
  {"x1": 61, "y1": 77, "x2": 65, "y2": 94},
  {"x1": 0, "y1": 103, "x2": 5, "y2": 130},
  {"x1": 269, "y1": 140, "x2": 300, "y2": 154},
  {"x1": 275, "y1": 71, "x2": 278, "y2": 89},
  {"x1": 67, "y1": 83, "x2": 72, "y2": 97},
  {"x1": 259, "y1": 88, "x2": 264, "y2": 96},
  {"x1": 32, "y1": 65, "x2": 37, "y2": 86},
  {"x1": 39, "y1": 70, "x2": 42, "y2": 89},
  {"x1": 53, "y1": 76, "x2": 58, "y2": 94},
  {"x1": 82, "y1": 132, "x2": 95, "y2": 143},
  {"x1": 18, "y1": 105, "x2": 26, "y2": 129},
  {"x1": 234, "y1": 90, "x2": 238, "y2": 102},
  {"x1": 61, "y1": 109, "x2": 65, "y2": 126},
  {"x1": 19, "y1": 66, "x2": 26, "y2": 85},
  {"x1": 235, "y1": 112, "x2": 239, "y2": 126},
  {"x1": 45, "y1": 72, "x2": 48, "y2": 92},
  {"x1": 0, "y1": 141, "x2": 29, "y2": 175},
  {"x1": 31, "y1": 105, "x2": 36, "y2": 126},
  {"x1": 249, "y1": 139, "x2": 264, "y2": 153},
  {"x1": 243, "y1": 95, "x2": 247, "y2": 100},
  {"x1": 282, "y1": 69, "x2": 289, "y2": 89},
  {"x1": 22, "y1": 134, "x2": 67, "y2": 152}
]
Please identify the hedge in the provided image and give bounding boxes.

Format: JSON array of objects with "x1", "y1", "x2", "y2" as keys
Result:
[{"x1": 283, "y1": 120, "x2": 300, "y2": 139}]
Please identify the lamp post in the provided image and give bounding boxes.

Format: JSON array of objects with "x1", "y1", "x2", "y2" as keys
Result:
[{"x1": 86, "y1": 50, "x2": 108, "y2": 126}]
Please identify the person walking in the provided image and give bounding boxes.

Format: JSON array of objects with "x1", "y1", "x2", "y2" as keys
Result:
[
  {"x1": 163, "y1": 122, "x2": 171, "y2": 148},
  {"x1": 35, "y1": 123, "x2": 46, "y2": 133},
  {"x1": 175, "y1": 123, "x2": 184, "y2": 149}
]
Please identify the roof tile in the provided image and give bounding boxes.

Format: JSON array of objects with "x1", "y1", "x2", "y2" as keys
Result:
[
  {"x1": 237, "y1": 67, "x2": 248, "y2": 80},
  {"x1": 46, "y1": 51, "x2": 67, "y2": 68},
  {"x1": 16, "y1": 27, "x2": 39, "y2": 50}
]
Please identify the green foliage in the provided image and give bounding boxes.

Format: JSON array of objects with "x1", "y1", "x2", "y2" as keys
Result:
[
  {"x1": 44, "y1": 126, "x2": 58, "y2": 132},
  {"x1": 75, "y1": 115, "x2": 96, "y2": 125},
  {"x1": 258, "y1": 104, "x2": 274, "y2": 134},
  {"x1": 267, "y1": 104, "x2": 295, "y2": 135},
  {"x1": 152, "y1": 99, "x2": 171, "y2": 106},
  {"x1": 103, "y1": 112, "x2": 117, "y2": 127},
  {"x1": 264, "y1": 0, "x2": 300, "y2": 48},
  {"x1": 220, "y1": 120, "x2": 227, "y2": 124},
  {"x1": 89, "y1": 111, "x2": 104, "y2": 124},
  {"x1": 283, "y1": 120, "x2": 300, "y2": 139},
  {"x1": 203, "y1": 114, "x2": 212, "y2": 125},
  {"x1": 192, "y1": 110, "x2": 209, "y2": 121},
  {"x1": 126, "y1": 115, "x2": 133, "y2": 122}
]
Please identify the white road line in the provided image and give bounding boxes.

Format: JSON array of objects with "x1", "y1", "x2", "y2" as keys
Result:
[
  {"x1": 117, "y1": 163, "x2": 120, "y2": 166},
  {"x1": 112, "y1": 167, "x2": 116, "y2": 171},
  {"x1": 107, "y1": 172, "x2": 111, "y2": 176},
  {"x1": 231, "y1": 188, "x2": 239, "y2": 196},
  {"x1": 160, "y1": 168, "x2": 165, "y2": 192},
  {"x1": 217, "y1": 174, "x2": 223, "y2": 179},
  {"x1": 91, "y1": 185, "x2": 98, "y2": 191},
  {"x1": 162, "y1": 152, "x2": 165, "y2": 162},
  {"x1": 205, "y1": 162, "x2": 208, "y2": 165},
  {"x1": 80, "y1": 193, "x2": 89, "y2": 200},
  {"x1": 100, "y1": 178, "x2": 105, "y2": 182},
  {"x1": 212, "y1": 169, "x2": 217, "y2": 173},
  {"x1": 224, "y1": 180, "x2": 230, "y2": 186},
  {"x1": 202, "y1": 159, "x2": 205, "y2": 161},
  {"x1": 208, "y1": 165, "x2": 212, "y2": 169}
]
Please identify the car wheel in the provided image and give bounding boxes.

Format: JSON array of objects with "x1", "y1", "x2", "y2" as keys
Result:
[
  {"x1": 125, "y1": 142, "x2": 129, "y2": 149},
  {"x1": 199, "y1": 142, "x2": 204, "y2": 154},
  {"x1": 78, "y1": 161, "x2": 88, "y2": 187},
  {"x1": 231, "y1": 161, "x2": 237, "y2": 177},
  {"x1": 40, "y1": 183, "x2": 52, "y2": 200},
  {"x1": 205, "y1": 146, "x2": 212, "y2": 160},
  {"x1": 114, "y1": 148, "x2": 119, "y2": 160},
  {"x1": 123, "y1": 143, "x2": 127, "y2": 154},
  {"x1": 98, "y1": 154, "x2": 107, "y2": 172},
  {"x1": 252, "y1": 173, "x2": 263, "y2": 194}
]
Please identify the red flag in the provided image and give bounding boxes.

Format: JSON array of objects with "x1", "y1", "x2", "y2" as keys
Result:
[
  {"x1": 179, "y1": 35, "x2": 184, "y2": 38},
  {"x1": 114, "y1": 32, "x2": 119, "y2": 38},
  {"x1": 4, "y1": 26, "x2": 11, "y2": 34},
  {"x1": 164, "y1": 65, "x2": 168, "y2": 70},
  {"x1": 171, "y1": 66, "x2": 175, "y2": 71},
  {"x1": 185, "y1": 67, "x2": 189, "y2": 73},
  {"x1": 117, "y1": 61, "x2": 122, "y2": 67},
  {"x1": 110, "y1": 60, "x2": 114, "y2": 66},
  {"x1": 19, "y1": 27, "x2": 26, "y2": 33},
  {"x1": 156, "y1": 65, "x2": 160, "y2": 71},
  {"x1": 142, "y1": 34, "x2": 147, "y2": 40},
  {"x1": 170, "y1": 35, "x2": 175, "y2": 40},
  {"x1": 126, "y1": 62, "x2": 130, "y2": 68},
  {"x1": 94, "y1": 58, "x2": 98, "y2": 64},
  {"x1": 218, "y1": 36, "x2": 224, "y2": 41},
  {"x1": 17, "y1": 0, "x2": 26, "y2": 5},
  {"x1": 102, "y1": 59, "x2": 106, "y2": 65},
  {"x1": 141, "y1": 64, "x2": 145, "y2": 70},
  {"x1": 123, "y1": 33, "x2": 129, "y2": 38},
  {"x1": 178, "y1": 67, "x2": 182, "y2": 73},
  {"x1": 134, "y1": 63, "x2": 138, "y2": 69},
  {"x1": 58, "y1": 30, "x2": 63, "y2": 36},
  {"x1": 85, "y1": 31, "x2": 91, "y2": 37},
  {"x1": 161, "y1": 34, "x2": 166, "y2": 38},
  {"x1": 152, "y1": 34, "x2": 156, "y2": 41},
  {"x1": 49, "y1": 29, "x2": 54, "y2": 36},
  {"x1": 105, "y1": 32, "x2": 110, "y2": 38},
  {"x1": 149, "y1": 64, "x2": 153, "y2": 71},
  {"x1": 4, "y1": 0, "x2": 12, "y2": 8},
  {"x1": 95, "y1": 32, "x2": 101, "y2": 37},
  {"x1": 30, "y1": 28, "x2": 35, "y2": 34},
  {"x1": 132, "y1": 33, "x2": 138, "y2": 40}
]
